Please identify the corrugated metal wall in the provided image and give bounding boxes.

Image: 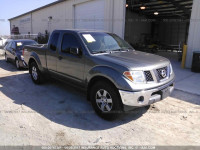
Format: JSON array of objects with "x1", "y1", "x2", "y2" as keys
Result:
[
  {"x1": 10, "y1": 0, "x2": 126, "y2": 38},
  {"x1": 186, "y1": 0, "x2": 200, "y2": 68},
  {"x1": 10, "y1": 14, "x2": 32, "y2": 34}
]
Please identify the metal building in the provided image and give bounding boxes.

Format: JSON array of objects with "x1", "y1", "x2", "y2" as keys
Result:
[
  {"x1": 9, "y1": 0, "x2": 126, "y2": 38},
  {"x1": 9, "y1": 0, "x2": 200, "y2": 68}
]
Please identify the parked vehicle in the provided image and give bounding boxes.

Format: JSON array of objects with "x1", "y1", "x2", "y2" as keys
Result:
[
  {"x1": 4, "y1": 39, "x2": 38, "y2": 69},
  {"x1": 0, "y1": 37, "x2": 3, "y2": 48},
  {"x1": 3, "y1": 39, "x2": 13, "y2": 47},
  {"x1": 0, "y1": 37, "x2": 12, "y2": 48},
  {"x1": 23, "y1": 30, "x2": 175, "y2": 120}
]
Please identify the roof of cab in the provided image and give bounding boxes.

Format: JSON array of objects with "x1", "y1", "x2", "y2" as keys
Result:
[{"x1": 53, "y1": 29, "x2": 108, "y2": 33}]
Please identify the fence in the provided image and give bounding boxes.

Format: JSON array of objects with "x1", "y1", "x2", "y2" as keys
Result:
[{"x1": 0, "y1": 33, "x2": 49, "y2": 44}]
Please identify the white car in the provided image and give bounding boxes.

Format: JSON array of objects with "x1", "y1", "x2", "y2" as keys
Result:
[
  {"x1": 0, "y1": 38, "x2": 12, "y2": 48},
  {"x1": 0, "y1": 37, "x2": 3, "y2": 47}
]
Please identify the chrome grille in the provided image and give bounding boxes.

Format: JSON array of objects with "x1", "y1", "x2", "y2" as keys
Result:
[
  {"x1": 156, "y1": 66, "x2": 168, "y2": 80},
  {"x1": 144, "y1": 71, "x2": 154, "y2": 82}
]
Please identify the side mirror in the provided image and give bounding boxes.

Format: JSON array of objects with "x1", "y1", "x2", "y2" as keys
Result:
[{"x1": 70, "y1": 47, "x2": 81, "y2": 56}]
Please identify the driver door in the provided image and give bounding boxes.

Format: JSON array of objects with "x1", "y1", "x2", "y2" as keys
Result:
[{"x1": 57, "y1": 33, "x2": 85, "y2": 83}]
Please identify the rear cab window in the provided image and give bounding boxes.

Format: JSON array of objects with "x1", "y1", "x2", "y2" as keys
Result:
[{"x1": 49, "y1": 32, "x2": 60, "y2": 51}]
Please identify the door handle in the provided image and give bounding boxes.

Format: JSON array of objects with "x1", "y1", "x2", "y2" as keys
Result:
[{"x1": 58, "y1": 56, "x2": 63, "y2": 60}]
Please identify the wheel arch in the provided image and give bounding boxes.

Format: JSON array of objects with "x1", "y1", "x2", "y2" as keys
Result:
[
  {"x1": 87, "y1": 75, "x2": 120, "y2": 102},
  {"x1": 28, "y1": 55, "x2": 44, "y2": 74},
  {"x1": 28, "y1": 57, "x2": 37, "y2": 73}
]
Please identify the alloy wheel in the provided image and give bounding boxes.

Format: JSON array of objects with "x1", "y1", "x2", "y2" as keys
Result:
[
  {"x1": 32, "y1": 66, "x2": 38, "y2": 80},
  {"x1": 96, "y1": 89, "x2": 113, "y2": 112},
  {"x1": 16, "y1": 60, "x2": 20, "y2": 69}
]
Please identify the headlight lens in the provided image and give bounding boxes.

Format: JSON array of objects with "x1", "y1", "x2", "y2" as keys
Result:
[
  {"x1": 170, "y1": 64, "x2": 173, "y2": 75},
  {"x1": 123, "y1": 71, "x2": 145, "y2": 83}
]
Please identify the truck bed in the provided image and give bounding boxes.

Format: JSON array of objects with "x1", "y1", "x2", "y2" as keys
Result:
[{"x1": 23, "y1": 44, "x2": 48, "y2": 69}]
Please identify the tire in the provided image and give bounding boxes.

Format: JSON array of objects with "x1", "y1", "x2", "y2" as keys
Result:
[
  {"x1": 151, "y1": 47, "x2": 158, "y2": 53},
  {"x1": 5, "y1": 54, "x2": 8, "y2": 62},
  {"x1": 90, "y1": 81, "x2": 123, "y2": 120},
  {"x1": 30, "y1": 62, "x2": 43, "y2": 84},
  {"x1": 145, "y1": 105, "x2": 151, "y2": 110},
  {"x1": 15, "y1": 59, "x2": 21, "y2": 70}
]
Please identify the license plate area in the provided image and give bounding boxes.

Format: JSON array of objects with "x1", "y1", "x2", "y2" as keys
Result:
[{"x1": 161, "y1": 87, "x2": 170, "y2": 99}]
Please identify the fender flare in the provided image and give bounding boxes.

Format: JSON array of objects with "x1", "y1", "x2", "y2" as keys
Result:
[
  {"x1": 28, "y1": 52, "x2": 44, "y2": 72},
  {"x1": 87, "y1": 66, "x2": 133, "y2": 91}
]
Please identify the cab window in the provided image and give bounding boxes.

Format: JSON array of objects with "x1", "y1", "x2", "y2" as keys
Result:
[
  {"x1": 11, "y1": 42, "x2": 16, "y2": 50},
  {"x1": 49, "y1": 33, "x2": 60, "y2": 51},
  {"x1": 61, "y1": 34, "x2": 80, "y2": 53},
  {"x1": 6, "y1": 42, "x2": 12, "y2": 49}
]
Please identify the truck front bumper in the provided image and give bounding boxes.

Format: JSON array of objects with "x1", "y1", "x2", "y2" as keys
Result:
[{"x1": 119, "y1": 80, "x2": 174, "y2": 107}]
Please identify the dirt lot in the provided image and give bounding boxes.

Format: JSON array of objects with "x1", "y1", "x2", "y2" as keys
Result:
[{"x1": 0, "y1": 56, "x2": 200, "y2": 146}]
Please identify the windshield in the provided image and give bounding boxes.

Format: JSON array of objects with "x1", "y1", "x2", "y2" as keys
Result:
[
  {"x1": 80, "y1": 32, "x2": 134, "y2": 54},
  {"x1": 16, "y1": 41, "x2": 38, "y2": 50}
]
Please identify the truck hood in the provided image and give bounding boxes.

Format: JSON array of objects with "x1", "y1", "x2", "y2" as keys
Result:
[{"x1": 97, "y1": 50, "x2": 170, "y2": 70}]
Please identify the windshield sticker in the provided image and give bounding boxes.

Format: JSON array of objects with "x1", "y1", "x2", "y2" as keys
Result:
[
  {"x1": 17, "y1": 42, "x2": 23, "y2": 46},
  {"x1": 83, "y1": 34, "x2": 96, "y2": 43}
]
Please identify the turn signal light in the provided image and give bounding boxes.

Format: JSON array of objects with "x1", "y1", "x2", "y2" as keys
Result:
[{"x1": 123, "y1": 71, "x2": 134, "y2": 81}]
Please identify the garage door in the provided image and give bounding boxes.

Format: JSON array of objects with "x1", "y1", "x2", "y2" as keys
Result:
[{"x1": 74, "y1": 0, "x2": 105, "y2": 30}]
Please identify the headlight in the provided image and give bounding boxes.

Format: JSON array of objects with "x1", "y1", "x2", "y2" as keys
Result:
[
  {"x1": 170, "y1": 64, "x2": 173, "y2": 75},
  {"x1": 123, "y1": 71, "x2": 145, "y2": 83}
]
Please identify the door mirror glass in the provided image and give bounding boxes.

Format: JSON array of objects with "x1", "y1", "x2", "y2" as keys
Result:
[
  {"x1": 70, "y1": 47, "x2": 80, "y2": 55},
  {"x1": 61, "y1": 34, "x2": 82, "y2": 56}
]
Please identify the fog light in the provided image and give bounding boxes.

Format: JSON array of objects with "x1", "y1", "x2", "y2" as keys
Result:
[{"x1": 138, "y1": 96, "x2": 144, "y2": 103}]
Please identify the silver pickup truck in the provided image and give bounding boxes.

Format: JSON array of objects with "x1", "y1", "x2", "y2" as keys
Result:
[{"x1": 23, "y1": 30, "x2": 175, "y2": 120}]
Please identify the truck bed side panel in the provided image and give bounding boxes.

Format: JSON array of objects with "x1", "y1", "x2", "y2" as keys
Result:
[{"x1": 24, "y1": 45, "x2": 47, "y2": 70}]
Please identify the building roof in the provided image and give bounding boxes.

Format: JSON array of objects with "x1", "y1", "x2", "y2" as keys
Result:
[{"x1": 9, "y1": 0, "x2": 66, "y2": 20}]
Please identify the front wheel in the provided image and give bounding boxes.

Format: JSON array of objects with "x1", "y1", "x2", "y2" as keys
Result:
[
  {"x1": 90, "y1": 81, "x2": 123, "y2": 120},
  {"x1": 30, "y1": 62, "x2": 43, "y2": 84}
]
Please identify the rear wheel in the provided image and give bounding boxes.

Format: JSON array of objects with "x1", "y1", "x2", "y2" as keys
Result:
[
  {"x1": 5, "y1": 54, "x2": 8, "y2": 62},
  {"x1": 90, "y1": 81, "x2": 123, "y2": 120},
  {"x1": 30, "y1": 62, "x2": 43, "y2": 84},
  {"x1": 15, "y1": 59, "x2": 21, "y2": 70}
]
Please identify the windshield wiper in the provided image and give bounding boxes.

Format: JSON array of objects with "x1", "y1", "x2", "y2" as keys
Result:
[
  {"x1": 111, "y1": 49, "x2": 130, "y2": 53},
  {"x1": 92, "y1": 50, "x2": 110, "y2": 54}
]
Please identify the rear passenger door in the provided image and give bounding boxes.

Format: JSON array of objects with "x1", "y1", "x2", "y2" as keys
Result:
[
  {"x1": 57, "y1": 33, "x2": 85, "y2": 82},
  {"x1": 46, "y1": 32, "x2": 60, "y2": 72}
]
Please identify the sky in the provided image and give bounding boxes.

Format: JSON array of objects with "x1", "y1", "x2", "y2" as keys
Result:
[{"x1": 0, "y1": 0, "x2": 57, "y2": 35}]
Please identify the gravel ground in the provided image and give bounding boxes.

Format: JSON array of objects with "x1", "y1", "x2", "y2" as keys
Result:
[{"x1": 0, "y1": 56, "x2": 200, "y2": 146}]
